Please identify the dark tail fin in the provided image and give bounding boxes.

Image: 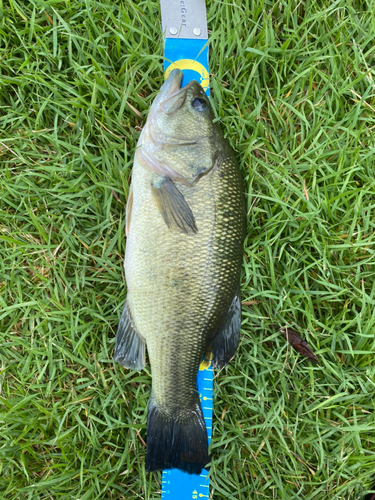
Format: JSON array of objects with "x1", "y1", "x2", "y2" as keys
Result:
[{"x1": 145, "y1": 398, "x2": 209, "y2": 475}]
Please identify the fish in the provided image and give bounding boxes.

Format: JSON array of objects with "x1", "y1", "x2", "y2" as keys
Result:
[{"x1": 113, "y1": 69, "x2": 246, "y2": 475}]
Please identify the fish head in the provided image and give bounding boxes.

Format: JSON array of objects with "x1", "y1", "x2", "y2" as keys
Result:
[
  {"x1": 152, "y1": 69, "x2": 213, "y2": 141},
  {"x1": 143, "y1": 69, "x2": 223, "y2": 185}
]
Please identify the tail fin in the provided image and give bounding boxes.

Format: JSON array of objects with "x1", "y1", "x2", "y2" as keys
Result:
[{"x1": 145, "y1": 398, "x2": 209, "y2": 475}]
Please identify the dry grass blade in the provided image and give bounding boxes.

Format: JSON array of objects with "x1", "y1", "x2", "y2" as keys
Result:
[{"x1": 281, "y1": 326, "x2": 319, "y2": 364}]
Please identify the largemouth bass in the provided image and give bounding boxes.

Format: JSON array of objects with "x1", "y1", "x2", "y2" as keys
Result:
[{"x1": 114, "y1": 69, "x2": 246, "y2": 475}]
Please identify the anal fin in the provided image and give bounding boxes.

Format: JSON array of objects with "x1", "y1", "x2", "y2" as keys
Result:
[
  {"x1": 113, "y1": 301, "x2": 146, "y2": 371},
  {"x1": 206, "y1": 290, "x2": 241, "y2": 368},
  {"x1": 151, "y1": 177, "x2": 197, "y2": 235}
]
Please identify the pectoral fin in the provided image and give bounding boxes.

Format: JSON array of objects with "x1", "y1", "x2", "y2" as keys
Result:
[{"x1": 151, "y1": 177, "x2": 197, "y2": 235}]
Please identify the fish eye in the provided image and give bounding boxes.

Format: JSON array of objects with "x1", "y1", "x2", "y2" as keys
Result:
[{"x1": 191, "y1": 98, "x2": 208, "y2": 111}]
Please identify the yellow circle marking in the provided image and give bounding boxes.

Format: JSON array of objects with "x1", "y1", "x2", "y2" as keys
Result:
[{"x1": 165, "y1": 59, "x2": 209, "y2": 91}]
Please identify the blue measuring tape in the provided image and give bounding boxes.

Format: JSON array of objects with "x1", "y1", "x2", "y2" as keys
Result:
[{"x1": 160, "y1": 1, "x2": 212, "y2": 497}]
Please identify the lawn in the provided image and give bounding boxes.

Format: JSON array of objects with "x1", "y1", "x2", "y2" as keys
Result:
[{"x1": 1, "y1": 0, "x2": 375, "y2": 498}]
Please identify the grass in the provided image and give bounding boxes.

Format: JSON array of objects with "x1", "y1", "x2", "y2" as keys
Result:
[{"x1": 0, "y1": 0, "x2": 375, "y2": 498}]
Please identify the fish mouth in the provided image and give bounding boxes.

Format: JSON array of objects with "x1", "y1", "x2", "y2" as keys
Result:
[
  {"x1": 158, "y1": 69, "x2": 188, "y2": 115},
  {"x1": 148, "y1": 69, "x2": 183, "y2": 117},
  {"x1": 158, "y1": 71, "x2": 207, "y2": 114},
  {"x1": 163, "y1": 69, "x2": 184, "y2": 96}
]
